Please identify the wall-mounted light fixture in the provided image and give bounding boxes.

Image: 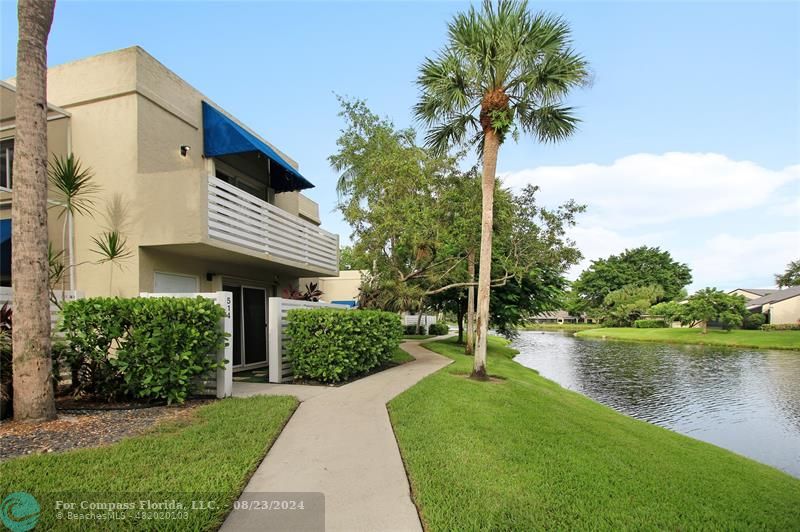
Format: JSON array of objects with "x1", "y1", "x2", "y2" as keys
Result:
[{"x1": 180, "y1": 145, "x2": 191, "y2": 157}]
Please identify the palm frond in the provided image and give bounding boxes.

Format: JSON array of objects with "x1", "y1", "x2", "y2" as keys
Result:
[
  {"x1": 91, "y1": 231, "x2": 132, "y2": 264},
  {"x1": 48, "y1": 153, "x2": 100, "y2": 218},
  {"x1": 415, "y1": 0, "x2": 590, "y2": 154},
  {"x1": 519, "y1": 104, "x2": 580, "y2": 143}
]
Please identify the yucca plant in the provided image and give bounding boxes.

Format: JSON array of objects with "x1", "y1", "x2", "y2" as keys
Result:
[
  {"x1": 91, "y1": 231, "x2": 132, "y2": 294},
  {"x1": 48, "y1": 153, "x2": 100, "y2": 295},
  {"x1": 415, "y1": 0, "x2": 589, "y2": 377}
]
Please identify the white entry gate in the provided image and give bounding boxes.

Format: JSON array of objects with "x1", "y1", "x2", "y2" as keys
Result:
[{"x1": 140, "y1": 291, "x2": 233, "y2": 398}]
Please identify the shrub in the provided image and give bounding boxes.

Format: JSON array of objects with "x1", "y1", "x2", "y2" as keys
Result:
[
  {"x1": 61, "y1": 297, "x2": 227, "y2": 404},
  {"x1": 634, "y1": 319, "x2": 667, "y2": 328},
  {"x1": 404, "y1": 324, "x2": 425, "y2": 335},
  {"x1": 761, "y1": 323, "x2": 800, "y2": 331},
  {"x1": 742, "y1": 313, "x2": 767, "y2": 330},
  {"x1": 428, "y1": 323, "x2": 449, "y2": 335},
  {"x1": 286, "y1": 308, "x2": 402, "y2": 383}
]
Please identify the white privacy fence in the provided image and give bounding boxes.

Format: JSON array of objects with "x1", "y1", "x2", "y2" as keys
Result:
[
  {"x1": 0, "y1": 287, "x2": 84, "y2": 332},
  {"x1": 268, "y1": 298, "x2": 349, "y2": 383},
  {"x1": 402, "y1": 313, "x2": 438, "y2": 328},
  {"x1": 140, "y1": 291, "x2": 233, "y2": 399},
  {"x1": 207, "y1": 176, "x2": 339, "y2": 273}
]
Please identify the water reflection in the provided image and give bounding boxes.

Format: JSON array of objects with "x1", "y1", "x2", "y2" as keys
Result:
[{"x1": 512, "y1": 331, "x2": 800, "y2": 477}]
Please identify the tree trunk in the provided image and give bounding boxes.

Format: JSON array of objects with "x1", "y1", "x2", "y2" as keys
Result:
[
  {"x1": 12, "y1": 0, "x2": 57, "y2": 421},
  {"x1": 473, "y1": 128, "x2": 500, "y2": 379},
  {"x1": 416, "y1": 303, "x2": 424, "y2": 335},
  {"x1": 456, "y1": 302, "x2": 464, "y2": 344},
  {"x1": 465, "y1": 249, "x2": 475, "y2": 356}
]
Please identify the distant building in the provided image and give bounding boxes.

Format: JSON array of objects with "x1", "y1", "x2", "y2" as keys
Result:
[
  {"x1": 530, "y1": 310, "x2": 590, "y2": 324},
  {"x1": 728, "y1": 288, "x2": 779, "y2": 301},
  {"x1": 744, "y1": 287, "x2": 800, "y2": 325}
]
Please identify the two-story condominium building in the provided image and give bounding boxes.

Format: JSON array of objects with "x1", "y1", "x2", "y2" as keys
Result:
[{"x1": 0, "y1": 46, "x2": 339, "y2": 371}]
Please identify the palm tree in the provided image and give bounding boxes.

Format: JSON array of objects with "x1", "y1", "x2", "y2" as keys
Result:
[
  {"x1": 48, "y1": 154, "x2": 99, "y2": 295},
  {"x1": 415, "y1": 0, "x2": 589, "y2": 378},
  {"x1": 11, "y1": 0, "x2": 57, "y2": 420}
]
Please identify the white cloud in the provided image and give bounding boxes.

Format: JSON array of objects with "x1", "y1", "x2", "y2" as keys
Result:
[
  {"x1": 503, "y1": 152, "x2": 800, "y2": 291},
  {"x1": 502, "y1": 152, "x2": 800, "y2": 229},
  {"x1": 687, "y1": 231, "x2": 800, "y2": 290}
]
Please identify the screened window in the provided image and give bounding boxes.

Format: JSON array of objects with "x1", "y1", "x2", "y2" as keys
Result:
[{"x1": 0, "y1": 139, "x2": 12, "y2": 190}]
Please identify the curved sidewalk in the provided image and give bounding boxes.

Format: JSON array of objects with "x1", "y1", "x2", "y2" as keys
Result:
[{"x1": 222, "y1": 338, "x2": 451, "y2": 532}]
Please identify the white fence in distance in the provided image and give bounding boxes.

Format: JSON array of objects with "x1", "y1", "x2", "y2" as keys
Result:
[
  {"x1": 140, "y1": 291, "x2": 233, "y2": 399},
  {"x1": 268, "y1": 298, "x2": 349, "y2": 383},
  {"x1": 402, "y1": 313, "x2": 438, "y2": 328}
]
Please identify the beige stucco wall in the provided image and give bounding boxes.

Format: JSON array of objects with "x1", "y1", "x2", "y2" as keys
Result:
[
  {"x1": 19, "y1": 46, "x2": 331, "y2": 297},
  {"x1": 138, "y1": 246, "x2": 297, "y2": 295},
  {"x1": 767, "y1": 296, "x2": 800, "y2": 325},
  {"x1": 301, "y1": 270, "x2": 364, "y2": 303}
]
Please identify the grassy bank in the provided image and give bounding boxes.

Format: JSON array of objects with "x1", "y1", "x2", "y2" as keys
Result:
[
  {"x1": 0, "y1": 395, "x2": 297, "y2": 530},
  {"x1": 388, "y1": 337, "x2": 800, "y2": 530},
  {"x1": 577, "y1": 327, "x2": 800, "y2": 350},
  {"x1": 521, "y1": 322, "x2": 600, "y2": 332},
  {"x1": 391, "y1": 346, "x2": 415, "y2": 364}
]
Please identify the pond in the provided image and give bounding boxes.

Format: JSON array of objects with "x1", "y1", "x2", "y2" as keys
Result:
[{"x1": 512, "y1": 331, "x2": 800, "y2": 477}]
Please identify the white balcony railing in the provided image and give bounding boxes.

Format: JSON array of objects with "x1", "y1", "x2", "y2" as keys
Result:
[{"x1": 207, "y1": 175, "x2": 339, "y2": 272}]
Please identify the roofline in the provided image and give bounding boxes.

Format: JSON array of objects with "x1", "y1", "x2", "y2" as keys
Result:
[{"x1": 0, "y1": 79, "x2": 72, "y2": 118}]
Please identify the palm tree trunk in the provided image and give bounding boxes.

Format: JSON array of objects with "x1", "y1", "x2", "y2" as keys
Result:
[
  {"x1": 473, "y1": 128, "x2": 499, "y2": 379},
  {"x1": 11, "y1": 0, "x2": 57, "y2": 421},
  {"x1": 465, "y1": 249, "x2": 475, "y2": 355}
]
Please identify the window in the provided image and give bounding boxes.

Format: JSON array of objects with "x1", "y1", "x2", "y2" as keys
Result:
[
  {"x1": 153, "y1": 272, "x2": 199, "y2": 293},
  {"x1": 0, "y1": 139, "x2": 12, "y2": 190}
]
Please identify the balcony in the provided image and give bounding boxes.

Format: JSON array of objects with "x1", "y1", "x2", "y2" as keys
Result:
[{"x1": 207, "y1": 175, "x2": 338, "y2": 274}]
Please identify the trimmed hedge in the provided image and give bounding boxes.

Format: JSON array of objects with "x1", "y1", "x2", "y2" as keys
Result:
[
  {"x1": 286, "y1": 308, "x2": 402, "y2": 383},
  {"x1": 60, "y1": 297, "x2": 227, "y2": 404},
  {"x1": 428, "y1": 323, "x2": 449, "y2": 335},
  {"x1": 760, "y1": 323, "x2": 800, "y2": 331},
  {"x1": 634, "y1": 319, "x2": 668, "y2": 328}
]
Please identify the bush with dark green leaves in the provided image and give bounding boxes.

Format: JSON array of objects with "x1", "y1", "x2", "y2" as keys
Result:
[
  {"x1": 742, "y1": 312, "x2": 767, "y2": 330},
  {"x1": 634, "y1": 319, "x2": 667, "y2": 328},
  {"x1": 60, "y1": 297, "x2": 227, "y2": 404},
  {"x1": 428, "y1": 322, "x2": 449, "y2": 335},
  {"x1": 286, "y1": 308, "x2": 402, "y2": 383},
  {"x1": 404, "y1": 324, "x2": 425, "y2": 335}
]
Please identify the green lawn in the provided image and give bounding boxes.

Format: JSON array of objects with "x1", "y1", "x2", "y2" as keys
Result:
[
  {"x1": 577, "y1": 327, "x2": 800, "y2": 350},
  {"x1": 388, "y1": 337, "x2": 800, "y2": 531},
  {"x1": 521, "y1": 322, "x2": 601, "y2": 332},
  {"x1": 391, "y1": 346, "x2": 416, "y2": 364},
  {"x1": 402, "y1": 334, "x2": 435, "y2": 340},
  {"x1": 0, "y1": 395, "x2": 297, "y2": 531}
]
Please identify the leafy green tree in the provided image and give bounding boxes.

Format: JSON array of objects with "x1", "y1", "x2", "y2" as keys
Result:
[
  {"x1": 649, "y1": 300, "x2": 685, "y2": 323},
  {"x1": 682, "y1": 288, "x2": 747, "y2": 333},
  {"x1": 339, "y1": 246, "x2": 370, "y2": 271},
  {"x1": 415, "y1": 0, "x2": 589, "y2": 378},
  {"x1": 570, "y1": 246, "x2": 692, "y2": 315},
  {"x1": 601, "y1": 284, "x2": 664, "y2": 327},
  {"x1": 775, "y1": 260, "x2": 800, "y2": 288}
]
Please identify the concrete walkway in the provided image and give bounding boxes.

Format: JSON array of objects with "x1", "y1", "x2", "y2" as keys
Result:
[{"x1": 222, "y1": 339, "x2": 451, "y2": 532}]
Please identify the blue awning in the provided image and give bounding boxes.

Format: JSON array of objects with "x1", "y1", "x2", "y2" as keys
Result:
[{"x1": 202, "y1": 101, "x2": 314, "y2": 192}]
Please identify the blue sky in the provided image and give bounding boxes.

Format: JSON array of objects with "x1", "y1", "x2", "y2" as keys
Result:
[{"x1": 2, "y1": 1, "x2": 798, "y2": 290}]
